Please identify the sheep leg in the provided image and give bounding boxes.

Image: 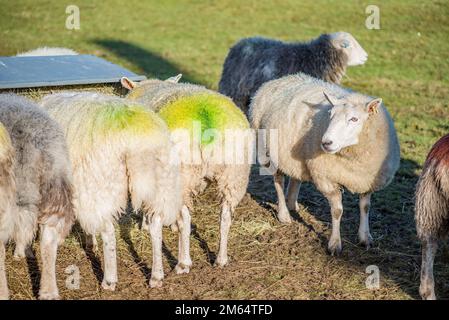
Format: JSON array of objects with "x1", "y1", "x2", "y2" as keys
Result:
[
  {"x1": 358, "y1": 193, "x2": 373, "y2": 248},
  {"x1": 274, "y1": 171, "x2": 292, "y2": 224},
  {"x1": 14, "y1": 243, "x2": 34, "y2": 260},
  {"x1": 148, "y1": 215, "x2": 164, "y2": 288},
  {"x1": 175, "y1": 205, "x2": 192, "y2": 275},
  {"x1": 286, "y1": 178, "x2": 301, "y2": 211},
  {"x1": 85, "y1": 234, "x2": 98, "y2": 253},
  {"x1": 100, "y1": 222, "x2": 117, "y2": 291},
  {"x1": 141, "y1": 214, "x2": 150, "y2": 232},
  {"x1": 420, "y1": 236, "x2": 438, "y2": 300},
  {"x1": 323, "y1": 188, "x2": 343, "y2": 255},
  {"x1": 13, "y1": 206, "x2": 37, "y2": 259},
  {"x1": 215, "y1": 203, "x2": 232, "y2": 267},
  {"x1": 38, "y1": 224, "x2": 60, "y2": 300},
  {"x1": 0, "y1": 242, "x2": 8, "y2": 300}
]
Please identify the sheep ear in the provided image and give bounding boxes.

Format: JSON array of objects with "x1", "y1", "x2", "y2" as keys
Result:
[
  {"x1": 366, "y1": 98, "x2": 382, "y2": 114},
  {"x1": 120, "y1": 77, "x2": 137, "y2": 91},
  {"x1": 323, "y1": 91, "x2": 339, "y2": 106},
  {"x1": 166, "y1": 74, "x2": 182, "y2": 83}
]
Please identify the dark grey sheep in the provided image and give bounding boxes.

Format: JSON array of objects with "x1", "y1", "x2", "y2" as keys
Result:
[{"x1": 218, "y1": 32, "x2": 368, "y2": 114}]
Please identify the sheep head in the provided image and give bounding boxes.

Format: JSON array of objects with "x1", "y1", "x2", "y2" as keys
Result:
[
  {"x1": 330, "y1": 32, "x2": 368, "y2": 66},
  {"x1": 321, "y1": 91, "x2": 382, "y2": 154}
]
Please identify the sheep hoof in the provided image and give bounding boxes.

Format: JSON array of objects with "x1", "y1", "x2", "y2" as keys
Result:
[
  {"x1": 101, "y1": 280, "x2": 117, "y2": 291},
  {"x1": 214, "y1": 258, "x2": 229, "y2": 268},
  {"x1": 13, "y1": 247, "x2": 34, "y2": 260},
  {"x1": 420, "y1": 283, "x2": 436, "y2": 300},
  {"x1": 358, "y1": 234, "x2": 373, "y2": 249},
  {"x1": 0, "y1": 291, "x2": 9, "y2": 300},
  {"x1": 327, "y1": 240, "x2": 342, "y2": 256},
  {"x1": 38, "y1": 292, "x2": 60, "y2": 300},
  {"x1": 287, "y1": 201, "x2": 300, "y2": 212},
  {"x1": 149, "y1": 278, "x2": 163, "y2": 288},
  {"x1": 277, "y1": 210, "x2": 292, "y2": 224},
  {"x1": 175, "y1": 263, "x2": 190, "y2": 274},
  {"x1": 278, "y1": 215, "x2": 292, "y2": 224}
]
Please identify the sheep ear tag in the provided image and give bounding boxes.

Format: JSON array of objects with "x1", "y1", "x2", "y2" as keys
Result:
[
  {"x1": 120, "y1": 77, "x2": 137, "y2": 90},
  {"x1": 366, "y1": 98, "x2": 382, "y2": 114},
  {"x1": 323, "y1": 91, "x2": 338, "y2": 106}
]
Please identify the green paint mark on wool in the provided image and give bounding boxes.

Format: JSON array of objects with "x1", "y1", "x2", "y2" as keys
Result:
[
  {"x1": 96, "y1": 104, "x2": 161, "y2": 137},
  {"x1": 158, "y1": 93, "x2": 249, "y2": 145}
]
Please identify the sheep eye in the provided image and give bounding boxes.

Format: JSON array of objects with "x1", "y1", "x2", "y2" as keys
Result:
[
  {"x1": 341, "y1": 40, "x2": 350, "y2": 48},
  {"x1": 350, "y1": 117, "x2": 358, "y2": 122}
]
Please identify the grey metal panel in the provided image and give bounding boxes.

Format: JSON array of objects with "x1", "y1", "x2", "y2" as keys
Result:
[{"x1": 0, "y1": 55, "x2": 146, "y2": 89}]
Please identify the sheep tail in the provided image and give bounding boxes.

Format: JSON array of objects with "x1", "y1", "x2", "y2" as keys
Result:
[{"x1": 38, "y1": 175, "x2": 75, "y2": 239}]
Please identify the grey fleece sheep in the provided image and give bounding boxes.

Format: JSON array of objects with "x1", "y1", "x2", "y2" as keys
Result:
[
  {"x1": 415, "y1": 134, "x2": 449, "y2": 300},
  {"x1": 0, "y1": 122, "x2": 16, "y2": 300},
  {"x1": 0, "y1": 94, "x2": 75, "y2": 300},
  {"x1": 219, "y1": 32, "x2": 368, "y2": 114}
]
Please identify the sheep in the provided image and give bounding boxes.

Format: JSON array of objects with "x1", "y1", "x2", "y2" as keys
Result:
[
  {"x1": 0, "y1": 93, "x2": 75, "y2": 300},
  {"x1": 415, "y1": 134, "x2": 449, "y2": 300},
  {"x1": 249, "y1": 73, "x2": 400, "y2": 255},
  {"x1": 16, "y1": 47, "x2": 78, "y2": 57},
  {"x1": 121, "y1": 75, "x2": 252, "y2": 267},
  {"x1": 39, "y1": 92, "x2": 184, "y2": 289},
  {"x1": 0, "y1": 123, "x2": 17, "y2": 300},
  {"x1": 219, "y1": 31, "x2": 368, "y2": 114}
]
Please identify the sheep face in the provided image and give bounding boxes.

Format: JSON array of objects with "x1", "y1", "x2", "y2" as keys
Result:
[
  {"x1": 330, "y1": 32, "x2": 368, "y2": 66},
  {"x1": 321, "y1": 93, "x2": 382, "y2": 154}
]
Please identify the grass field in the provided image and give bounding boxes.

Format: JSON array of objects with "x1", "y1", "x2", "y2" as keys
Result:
[{"x1": 1, "y1": 0, "x2": 449, "y2": 300}]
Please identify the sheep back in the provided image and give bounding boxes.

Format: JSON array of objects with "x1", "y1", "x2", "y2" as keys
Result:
[
  {"x1": 128, "y1": 82, "x2": 249, "y2": 146},
  {"x1": 40, "y1": 92, "x2": 170, "y2": 156}
]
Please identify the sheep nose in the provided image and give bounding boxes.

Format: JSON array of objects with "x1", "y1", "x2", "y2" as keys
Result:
[{"x1": 322, "y1": 140, "x2": 333, "y2": 147}]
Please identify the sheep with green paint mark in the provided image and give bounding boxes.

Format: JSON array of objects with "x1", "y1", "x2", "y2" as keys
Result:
[
  {"x1": 39, "y1": 92, "x2": 185, "y2": 289},
  {"x1": 122, "y1": 75, "x2": 252, "y2": 268}
]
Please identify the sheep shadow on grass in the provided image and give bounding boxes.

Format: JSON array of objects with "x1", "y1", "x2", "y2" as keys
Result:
[
  {"x1": 92, "y1": 39, "x2": 202, "y2": 85},
  {"x1": 246, "y1": 158, "x2": 445, "y2": 299}
]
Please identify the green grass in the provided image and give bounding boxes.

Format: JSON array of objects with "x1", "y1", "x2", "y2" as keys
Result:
[{"x1": 1, "y1": 0, "x2": 449, "y2": 300}]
